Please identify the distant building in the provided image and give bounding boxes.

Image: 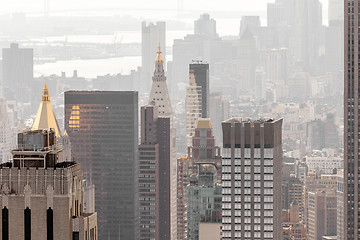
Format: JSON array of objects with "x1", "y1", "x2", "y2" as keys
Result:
[
  {"x1": 307, "y1": 190, "x2": 337, "y2": 240},
  {"x1": 186, "y1": 164, "x2": 222, "y2": 240},
  {"x1": 239, "y1": 16, "x2": 261, "y2": 37},
  {"x1": 194, "y1": 13, "x2": 217, "y2": 38},
  {"x1": 64, "y1": 91, "x2": 138, "y2": 240},
  {"x1": 142, "y1": 21, "x2": 166, "y2": 92},
  {"x1": 305, "y1": 149, "x2": 343, "y2": 175},
  {"x1": 209, "y1": 92, "x2": 229, "y2": 145},
  {"x1": 282, "y1": 201, "x2": 307, "y2": 240},
  {"x1": 2, "y1": 43, "x2": 33, "y2": 103},
  {"x1": 0, "y1": 96, "x2": 12, "y2": 163},
  {"x1": 138, "y1": 105, "x2": 171, "y2": 240},
  {"x1": 336, "y1": 170, "x2": 344, "y2": 240},
  {"x1": 190, "y1": 61, "x2": 210, "y2": 118},
  {"x1": 148, "y1": 44, "x2": 177, "y2": 239},
  {"x1": 221, "y1": 118, "x2": 283, "y2": 240},
  {"x1": 186, "y1": 70, "x2": 202, "y2": 146},
  {"x1": 177, "y1": 119, "x2": 221, "y2": 240},
  {"x1": 255, "y1": 66, "x2": 266, "y2": 101}
]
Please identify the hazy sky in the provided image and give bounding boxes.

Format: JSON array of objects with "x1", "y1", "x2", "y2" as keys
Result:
[{"x1": 1, "y1": 0, "x2": 328, "y2": 16}]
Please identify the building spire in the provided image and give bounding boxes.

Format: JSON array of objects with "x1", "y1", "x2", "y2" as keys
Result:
[
  {"x1": 42, "y1": 80, "x2": 50, "y2": 102},
  {"x1": 155, "y1": 42, "x2": 164, "y2": 63}
]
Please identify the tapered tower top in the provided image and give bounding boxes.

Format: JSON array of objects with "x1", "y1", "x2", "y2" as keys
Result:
[
  {"x1": 155, "y1": 42, "x2": 164, "y2": 63},
  {"x1": 32, "y1": 81, "x2": 62, "y2": 137}
]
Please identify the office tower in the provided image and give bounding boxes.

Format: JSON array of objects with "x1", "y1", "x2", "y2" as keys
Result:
[
  {"x1": 345, "y1": 0, "x2": 359, "y2": 236},
  {"x1": 186, "y1": 164, "x2": 222, "y2": 240},
  {"x1": 0, "y1": 96, "x2": 12, "y2": 163},
  {"x1": 255, "y1": 66, "x2": 266, "y2": 101},
  {"x1": 209, "y1": 92, "x2": 229, "y2": 145},
  {"x1": 138, "y1": 105, "x2": 171, "y2": 240},
  {"x1": 261, "y1": 48, "x2": 288, "y2": 85},
  {"x1": 0, "y1": 127, "x2": 97, "y2": 239},
  {"x1": 307, "y1": 190, "x2": 337, "y2": 240},
  {"x1": 148, "y1": 45, "x2": 177, "y2": 239},
  {"x1": 32, "y1": 81, "x2": 62, "y2": 137},
  {"x1": 337, "y1": 169, "x2": 344, "y2": 240},
  {"x1": 189, "y1": 61, "x2": 209, "y2": 118},
  {"x1": 2, "y1": 43, "x2": 33, "y2": 103},
  {"x1": 239, "y1": 16, "x2": 261, "y2": 37},
  {"x1": 282, "y1": 201, "x2": 307, "y2": 240},
  {"x1": 238, "y1": 28, "x2": 258, "y2": 92},
  {"x1": 329, "y1": 0, "x2": 343, "y2": 24},
  {"x1": 142, "y1": 21, "x2": 166, "y2": 92},
  {"x1": 177, "y1": 119, "x2": 221, "y2": 240},
  {"x1": 64, "y1": 91, "x2": 138, "y2": 240},
  {"x1": 186, "y1": 70, "x2": 202, "y2": 146},
  {"x1": 221, "y1": 118, "x2": 283, "y2": 240},
  {"x1": 194, "y1": 13, "x2": 217, "y2": 38}
]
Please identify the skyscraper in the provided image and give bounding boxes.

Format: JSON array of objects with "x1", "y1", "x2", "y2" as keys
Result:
[
  {"x1": 64, "y1": 91, "x2": 138, "y2": 240},
  {"x1": 194, "y1": 13, "x2": 217, "y2": 38},
  {"x1": 0, "y1": 128, "x2": 98, "y2": 240},
  {"x1": 345, "y1": 0, "x2": 359, "y2": 238},
  {"x1": 189, "y1": 61, "x2": 209, "y2": 118},
  {"x1": 186, "y1": 70, "x2": 202, "y2": 146},
  {"x1": 221, "y1": 118, "x2": 283, "y2": 240},
  {"x1": 148, "y1": 44, "x2": 177, "y2": 239},
  {"x1": 142, "y1": 22, "x2": 166, "y2": 92},
  {"x1": 2, "y1": 43, "x2": 33, "y2": 103},
  {"x1": 0, "y1": 96, "x2": 12, "y2": 163},
  {"x1": 138, "y1": 105, "x2": 171, "y2": 240}
]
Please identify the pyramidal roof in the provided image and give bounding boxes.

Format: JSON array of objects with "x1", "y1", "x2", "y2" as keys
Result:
[{"x1": 32, "y1": 81, "x2": 62, "y2": 137}]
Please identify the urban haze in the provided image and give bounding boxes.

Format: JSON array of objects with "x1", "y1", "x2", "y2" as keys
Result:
[{"x1": 0, "y1": 0, "x2": 348, "y2": 240}]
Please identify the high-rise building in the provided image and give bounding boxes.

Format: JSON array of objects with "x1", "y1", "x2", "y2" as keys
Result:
[
  {"x1": 177, "y1": 119, "x2": 221, "y2": 240},
  {"x1": 64, "y1": 91, "x2": 138, "y2": 240},
  {"x1": 186, "y1": 164, "x2": 222, "y2": 240},
  {"x1": 255, "y1": 66, "x2": 266, "y2": 101},
  {"x1": 221, "y1": 118, "x2": 283, "y2": 240},
  {"x1": 0, "y1": 96, "x2": 12, "y2": 163},
  {"x1": 282, "y1": 201, "x2": 307, "y2": 240},
  {"x1": 194, "y1": 13, "x2": 217, "y2": 38},
  {"x1": 148, "y1": 44, "x2": 177, "y2": 239},
  {"x1": 329, "y1": 0, "x2": 343, "y2": 24},
  {"x1": 142, "y1": 21, "x2": 166, "y2": 92},
  {"x1": 337, "y1": 169, "x2": 344, "y2": 240},
  {"x1": 2, "y1": 43, "x2": 33, "y2": 103},
  {"x1": 189, "y1": 61, "x2": 209, "y2": 118},
  {"x1": 307, "y1": 190, "x2": 337, "y2": 240},
  {"x1": 239, "y1": 16, "x2": 261, "y2": 37},
  {"x1": 344, "y1": 0, "x2": 359, "y2": 237},
  {"x1": 186, "y1": 70, "x2": 202, "y2": 146},
  {"x1": 209, "y1": 92, "x2": 229, "y2": 145},
  {"x1": 138, "y1": 105, "x2": 171, "y2": 240},
  {"x1": 0, "y1": 129, "x2": 98, "y2": 239}
]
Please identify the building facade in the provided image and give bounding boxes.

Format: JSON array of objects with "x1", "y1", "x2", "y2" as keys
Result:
[
  {"x1": 0, "y1": 128, "x2": 97, "y2": 240},
  {"x1": 189, "y1": 61, "x2": 209, "y2": 118},
  {"x1": 138, "y1": 105, "x2": 171, "y2": 240},
  {"x1": 221, "y1": 118, "x2": 283, "y2": 240},
  {"x1": 64, "y1": 91, "x2": 138, "y2": 240}
]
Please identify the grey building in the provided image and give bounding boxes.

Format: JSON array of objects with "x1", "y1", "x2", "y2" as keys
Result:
[
  {"x1": 190, "y1": 61, "x2": 209, "y2": 118},
  {"x1": 186, "y1": 164, "x2": 222, "y2": 240},
  {"x1": 64, "y1": 91, "x2": 138, "y2": 240},
  {"x1": 2, "y1": 43, "x2": 33, "y2": 103},
  {"x1": 194, "y1": 13, "x2": 217, "y2": 38},
  {"x1": 221, "y1": 118, "x2": 283, "y2": 240},
  {"x1": 142, "y1": 21, "x2": 166, "y2": 92}
]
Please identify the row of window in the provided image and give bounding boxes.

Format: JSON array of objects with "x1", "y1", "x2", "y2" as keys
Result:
[{"x1": 222, "y1": 159, "x2": 274, "y2": 166}]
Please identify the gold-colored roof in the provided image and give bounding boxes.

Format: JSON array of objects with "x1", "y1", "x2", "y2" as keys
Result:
[
  {"x1": 32, "y1": 81, "x2": 62, "y2": 137},
  {"x1": 196, "y1": 119, "x2": 212, "y2": 129},
  {"x1": 155, "y1": 42, "x2": 164, "y2": 63}
]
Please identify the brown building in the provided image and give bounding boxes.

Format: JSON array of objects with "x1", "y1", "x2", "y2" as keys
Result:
[
  {"x1": 282, "y1": 201, "x2": 307, "y2": 240},
  {"x1": 221, "y1": 118, "x2": 283, "y2": 240},
  {"x1": 64, "y1": 91, "x2": 138, "y2": 240},
  {"x1": 307, "y1": 190, "x2": 337, "y2": 240},
  {"x1": 138, "y1": 105, "x2": 171, "y2": 240},
  {"x1": 177, "y1": 119, "x2": 221, "y2": 240},
  {"x1": 344, "y1": 0, "x2": 359, "y2": 238},
  {"x1": 0, "y1": 128, "x2": 97, "y2": 240}
]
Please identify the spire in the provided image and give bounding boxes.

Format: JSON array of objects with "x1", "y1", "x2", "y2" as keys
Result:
[
  {"x1": 32, "y1": 80, "x2": 62, "y2": 137},
  {"x1": 155, "y1": 42, "x2": 164, "y2": 63},
  {"x1": 42, "y1": 81, "x2": 50, "y2": 102}
]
